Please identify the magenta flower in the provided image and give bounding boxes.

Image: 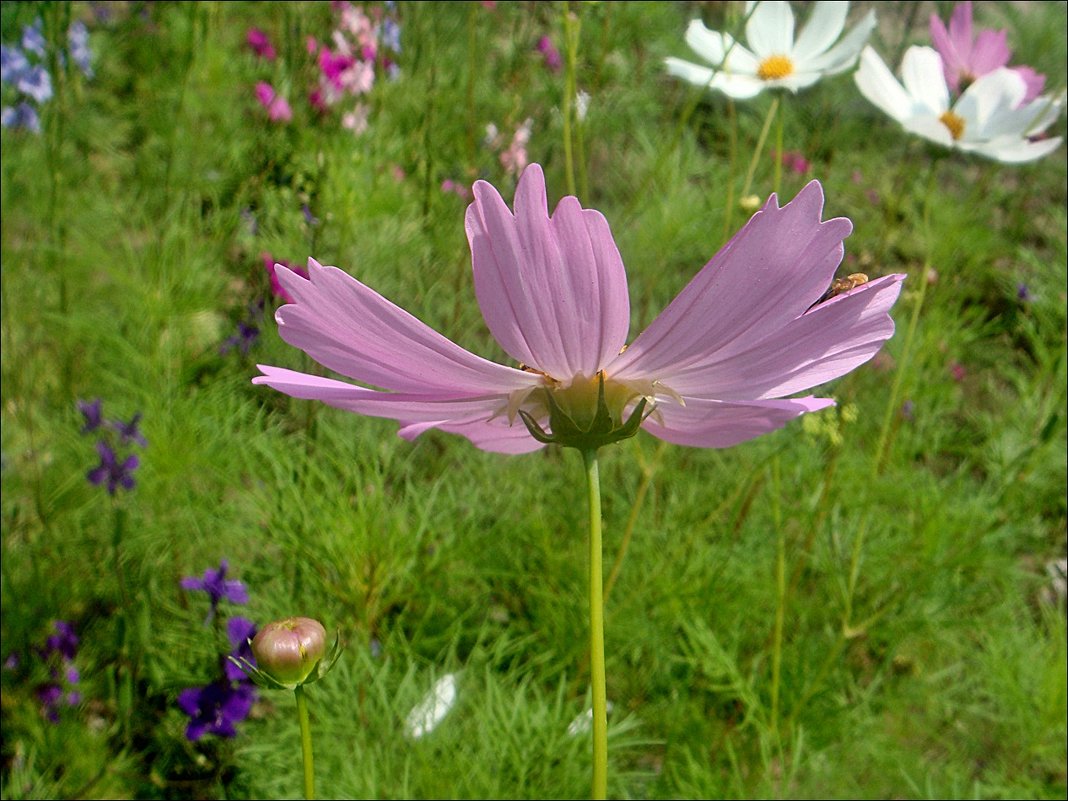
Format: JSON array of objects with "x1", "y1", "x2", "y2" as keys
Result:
[
  {"x1": 254, "y1": 81, "x2": 292, "y2": 123},
  {"x1": 930, "y1": 1, "x2": 1045, "y2": 102},
  {"x1": 246, "y1": 27, "x2": 276, "y2": 61},
  {"x1": 536, "y1": 35, "x2": 562, "y2": 73},
  {"x1": 255, "y1": 165, "x2": 904, "y2": 454}
]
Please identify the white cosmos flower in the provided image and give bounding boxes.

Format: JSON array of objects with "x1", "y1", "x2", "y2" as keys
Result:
[
  {"x1": 665, "y1": 1, "x2": 876, "y2": 100},
  {"x1": 854, "y1": 45, "x2": 1064, "y2": 164}
]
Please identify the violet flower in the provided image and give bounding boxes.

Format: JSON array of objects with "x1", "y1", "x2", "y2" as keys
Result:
[
  {"x1": 536, "y1": 35, "x2": 562, "y2": 73},
  {"x1": 87, "y1": 441, "x2": 139, "y2": 494},
  {"x1": 68, "y1": 21, "x2": 93, "y2": 79},
  {"x1": 225, "y1": 617, "x2": 258, "y2": 682},
  {"x1": 17, "y1": 64, "x2": 52, "y2": 104},
  {"x1": 0, "y1": 44, "x2": 30, "y2": 84},
  {"x1": 0, "y1": 102, "x2": 41, "y2": 133},
  {"x1": 255, "y1": 164, "x2": 905, "y2": 453},
  {"x1": 930, "y1": 1, "x2": 1045, "y2": 103},
  {"x1": 181, "y1": 559, "x2": 249, "y2": 620},
  {"x1": 43, "y1": 620, "x2": 79, "y2": 662},
  {"x1": 21, "y1": 20, "x2": 46, "y2": 58},
  {"x1": 112, "y1": 412, "x2": 148, "y2": 447},
  {"x1": 177, "y1": 680, "x2": 256, "y2": 740},
  {"x1": 77, "y1": 398, "x2": 105, "y2": 433}
]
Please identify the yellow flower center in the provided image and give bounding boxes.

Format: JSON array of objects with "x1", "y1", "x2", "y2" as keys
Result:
[
  {"x1": 757, "y1": 55, "x2": 795, "y2": 81},
  {"x1": 939, "y1": 110, "x2": 966, "y2": 141}
]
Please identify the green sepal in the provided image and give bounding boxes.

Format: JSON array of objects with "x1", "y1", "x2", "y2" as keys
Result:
[
  {"x1": 518, "y1": 373, "x2": 650, "y2": 451},
  {"x1": 227, "y1": 630, "x2": 344, "y2": 691}
]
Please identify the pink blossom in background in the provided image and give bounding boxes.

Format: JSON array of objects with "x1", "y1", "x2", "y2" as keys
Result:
[
  {"x1": 500, "y1": 119, "x2": 533, "y2": 176},
  {"x1": 306, "y1": 36, "x2": 319, "y2": 55},
  {"x1": 254, "y1": 82, "x2": 292, "y2": 122},
  {"x1": 441, "y1": 179, "x2": 471, "y2": 201},
  {"x1": 246, "y1": 28, "x2": 276, "y2": 61},
  {"x1": 254, "y1": 164, "x2": 905, "y2": 454},
  {"x1": 949, "y1": 362, "x2": 968, "y2": 383},
  {"x1": 930, "y1": 1, "x2": 1045, "y2": 102},
  {"x1": 536, "y1": 36, "x2": 562, "y2": 73},
  {"x1": 341, "y1": 104, "x2": 370, "y2": 135},
  {"x1": 773, "y1": 149, "x2": 811, "y2": 175}
]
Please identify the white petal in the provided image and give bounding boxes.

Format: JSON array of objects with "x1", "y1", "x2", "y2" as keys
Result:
[
  {"x1": 792, "y1": 2, "x2": 848, "y2": 63},
  {"x1": 665, "y1": 57, "x2": 718, "y2": 87},
  {"x1": 405, "y1": 673, "x2": 458, "y2": 739},
  {"x1": 854, "y1": 46, "x2": 913, "y2": 123},
  {"x1": 964, "y1": 135, "x2": 1063, "y2": 163},
  {"x1": 804, "y1": 9, "x2": 877, "y2": 75},
  {"x1": 901, "y1": 46, "x2": 949, "y2": 115},
  {"x1": 710, "y1": 72, "x2": 767, "y2": 99},
  {"x1": 746, "y1": 1, "x2": 795, "y2": 58},
  {"x1": 901, "y1": 115, "x2": 956, "y2": 148},
  {"x1": 955, "y1": 68, "x2": 1027, "y2": 138}
]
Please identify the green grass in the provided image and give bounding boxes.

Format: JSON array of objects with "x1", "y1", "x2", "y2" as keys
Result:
[{"x1": 2, "y1": 1, "x2": 1066, "y2": 798}]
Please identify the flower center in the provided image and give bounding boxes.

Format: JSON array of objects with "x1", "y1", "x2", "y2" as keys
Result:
[
  {"x1": 757, "y1": 55, "x2": 795, "y2": 81},
  {"x1": 939, "y1": 110, "x2": 965, "y2": 141}
]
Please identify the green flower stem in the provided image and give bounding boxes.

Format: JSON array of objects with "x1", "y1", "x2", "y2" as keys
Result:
[
  {"x1": 561, "y1": 7, "x2": 581, "y2": 197},
  {"x1": 773, "y1": 95, "x2": 785, "y2": 195},
  {"x1": 295, "y1": 685, "x2": 315, "y2": 800},
  {"x1": 740, "y1": 96, "x2": 780, "y2": 202},
  {"x1": 582, "y1": 448, "x2": 608, "y2": 800}
]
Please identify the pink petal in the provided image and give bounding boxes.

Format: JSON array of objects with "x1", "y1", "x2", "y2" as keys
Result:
[
  {"x1": 947, "y1": 2, "x2": 974, "y2": 61},
  {"x1": 254, "y1": 366, "x2": 540, "y2": 452},
  {"x1": 1012, "y1": 66, "x2": 1046, "y2": 104},
  {"x1": 465, "y1": 164, "x2": 630, "y2": 380},
  {"x1": 655, "y1": 274, "x2": 905, "y2": 400},
  {"x1": 642, "y1": 396, "x2": 835, "y2": 449},
  {"x1": 270, "y1": 259, "x2": 539, "y2": 395},
  {"x1": 610, "y1": 181, "x2": 851, "y2": 383},
  {"x1": 969, "y1": 29, "x2": 1011, "y2": 76},
  {"x1": 929, "y1": 12, "x2": 962, "y2": 89}
]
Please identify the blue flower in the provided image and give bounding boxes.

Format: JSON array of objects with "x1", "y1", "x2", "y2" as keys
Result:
[
  {"x1": 21, "y1": 20, "x2": 46, "y2": 59},
  {"x1": 177, "y1": 680, "x2": 256, "y2": 740},
  {"x1": 68, "y1": 21, "x2": 93, "y2": 79},
  {"x1": 17, "y1": 64, "x2": 52, "y2": 104},
  {"x1": 381, "y1": 18, "x2": 401, "y2": 53},
  {"x1": 43, "y1": 620, "x2": 79, "y2": 662},
  {"x1": 1, "y1": 102, "x2": 41, "y2": 133},
  {"x1": 0, "y1": 45, "x2": 29, "y2": 84},
  {"x1": 87, "y1": 441, "x2": 139, "y2": 495}
]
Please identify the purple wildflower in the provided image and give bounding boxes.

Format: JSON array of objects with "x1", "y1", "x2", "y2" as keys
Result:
[
  {"x1": 43, "y1": 620, "x2": 79, "y2": 661},
  {"x1": 112, "y1": 412, "x2": 148, "y2": 447},
  {"x1": 3, "y1": 652, "x2": 20, "y2": 671},
  {"x1": 1016, "y1": 283, "x2": 1032, "y2": 302},
  {"x1": 221, "y1": 302, "x2": 264, "y2": 356},
  {"x1": 177, "y1": 680, "x2": 256, "y2": 740},
  {"x1": 225, "y1": 617, "x2": 258, "y2": 682},
  {"x1": 181, "y1": 560, "x2": 249, "y2": 621},
  {"x1": 1, "y1": 102, "x2": 41, "y2": 133},
  {"x1": 87, "y1": 440, "x2": 139, "y2": 495},
  {"x1": 77, "y1": 398, "x2": 104, "y2": 433},
  {"x1": 302, "y1": 204, "x2": 320, "y2": 226}
]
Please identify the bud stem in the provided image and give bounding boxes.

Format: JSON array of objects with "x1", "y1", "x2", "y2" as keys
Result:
[
  {"x1": 583, "y1": 448, "x2": 608, "y2": 800},
  {"x1": 295, "y1": 685, "x2": 315, "y2": 799}
]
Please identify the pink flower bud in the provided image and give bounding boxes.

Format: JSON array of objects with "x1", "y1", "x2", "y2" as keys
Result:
[{"x1": 251, "y1": 617, "x2": 327, "y2": 687}]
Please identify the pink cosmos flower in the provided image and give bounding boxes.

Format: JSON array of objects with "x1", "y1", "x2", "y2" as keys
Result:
[
  {"x1": 254, "y1": 82, "x2": 292, "y2": 123},
  {"x1": 254, "y1": 164, "x2": 904, "y2": 454},
  {"x1": 930, "y1": 1, "x2": 1045, "y2": 102},
  {"x1": 536, "y1": 36, "x2": 563, "y2": 73},
  {"x1": 263, "y1": 253, "x2": 308, "y2": 303},
  {"x1": 773, "y1": 149, "x2": 811, "y2": 175}
]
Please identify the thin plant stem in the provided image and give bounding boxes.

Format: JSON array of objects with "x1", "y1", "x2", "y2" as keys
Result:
[
  {"x1": 871, "y1": 159, "x2": 940, "y2": 475},
  {"x1": 740, "y1": 96, "x2": 780, "y2": 201},
  {"x1": 582, "y1": 448, "x2": 608, "y2": 801},
  {"x1": 561, "y1": 7, "x2": 580, "y2": 196},
  {"x1": 769, "y1": 456, "x2": 785, "y2": 740},
  {"x1": 721, "y1": 99, "x2": 738, "y2": 244},
  {"x1": 773, "y1": 95, "x2": 785, "y2": 195},
  {"x1": 295, "y1": 685, "x2": 315, "y2": 800},
  {"x1": 604, "y1": 441, "x2": 665, "y2": 602}
]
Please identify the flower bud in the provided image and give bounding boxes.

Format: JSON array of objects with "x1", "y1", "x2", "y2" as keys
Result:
[{"x1": 251, "y1": 617, "x2": 327, "y2": 688}]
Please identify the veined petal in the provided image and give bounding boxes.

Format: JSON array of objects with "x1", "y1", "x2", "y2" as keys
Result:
[
  {"x1": 854, "y1": 46, "x2": 914, "y2": 123},
  {"x1": 969, "y1": 29, "x2": 1010, "y2": 75},
  {"x1": 610, "y1": 181, "x2": 851, "y2": 383},
  {"x1": 465, "y1": 163, "x2": 629, "y2": 380},
  {"x1": 746, "y1": 1, "x2": 795, "y2": 59},
  {"x1": 655, "y1": 274, "x2": 905, "y2": 400},
  {"x1": 803, "y1": 9, "x2": 876, "y2": 75},
  {"x1": 901, "y1": 47, "x2": 949, "y2": 115},
  {"x1": 401, "y1": 417, "x2": 545, "y2": 454},
  {"x1": 791, "y1": 2, "x2": 848, "y2": 63},
  {"x1": 272, "y1": 260, "x2": 538, "y2": 395},
  {"x1": 642, "y1": 396, "x2": 835, "y2": 449}
]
